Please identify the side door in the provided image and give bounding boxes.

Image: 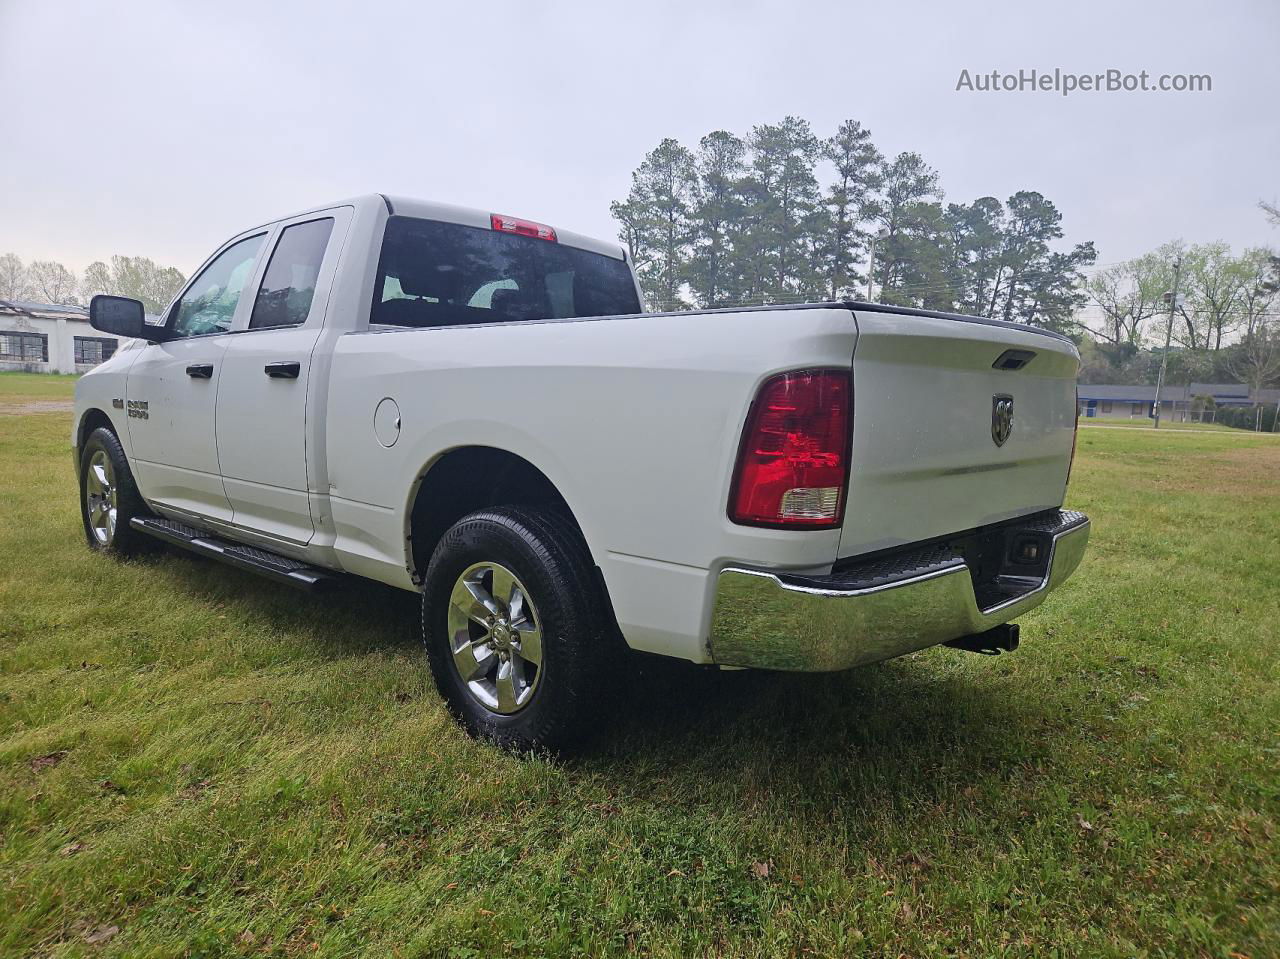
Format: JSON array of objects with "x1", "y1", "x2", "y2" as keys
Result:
[
  {"x1": 214, "y1": 210, "x2": 349, "y2": 546},
  {"x1": 126, "y1": 231, "x2": 268, "y2": 523}
]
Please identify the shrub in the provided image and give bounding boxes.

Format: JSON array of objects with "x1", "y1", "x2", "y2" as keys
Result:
[{"x1": 1216, "y1": 404, "x2": 1278, "y2": 432}]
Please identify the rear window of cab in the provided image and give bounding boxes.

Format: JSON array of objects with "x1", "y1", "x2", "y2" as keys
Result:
[{"x1": 371, "y1": 216, "x2": 641, "y2": 328}]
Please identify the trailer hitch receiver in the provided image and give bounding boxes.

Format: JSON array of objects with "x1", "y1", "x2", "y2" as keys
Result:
[{"x1": 944, "y1": 623, "x2": 1020, "y2": 656}]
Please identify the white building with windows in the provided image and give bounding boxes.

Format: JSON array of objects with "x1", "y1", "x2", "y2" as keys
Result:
[
  {"x1": 0, "y1": 300, "x2": 143, "y2": 374},
  {"x1": 1077, "y1": 383, "x2": 1280, "y2": 420}
]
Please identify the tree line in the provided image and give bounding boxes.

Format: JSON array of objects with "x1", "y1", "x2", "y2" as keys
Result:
[
  {"x1": 1083, "y1": 242, "x2": 1276, "y2": 352},
  {"x1": 1078, "y1": 208, "x2": 1280, "y2": 407},
  {"x1": 0, "y1": 253, "x2": 186, "y2": 315},
  {"x1": 610, "y1": 116, "x2": 1097, "y2": 329}
]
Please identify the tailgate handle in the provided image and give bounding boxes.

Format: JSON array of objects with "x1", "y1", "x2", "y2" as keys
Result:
[
  {"x1": 993, "y1": 349, "x2": 1036, "y2": 371},
  {"x1": 264, "y1": 361, "x2": 301, "y2": 379}
]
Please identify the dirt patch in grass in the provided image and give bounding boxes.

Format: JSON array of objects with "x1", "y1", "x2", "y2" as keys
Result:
[
  {"x1": 1215, "y1": 444, "x2": 1280, "y2": 472},
  {"x1": 1157, "y1": 444, "x2": 1280, "y2": 494}
]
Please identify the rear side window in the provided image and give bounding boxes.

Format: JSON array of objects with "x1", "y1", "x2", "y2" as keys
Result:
[
  {"x1": 371, "y1": 216, "x2": 640, "y2": 328},
  {"x1": 250, "y1": 218, "x2": 335, "y2": 329}
]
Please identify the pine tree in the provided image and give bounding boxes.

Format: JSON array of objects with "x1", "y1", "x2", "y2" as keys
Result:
[
  {"x1": 821, "y1": 120, "x2": 881, "y2": 299},
  {"x1": 688, "y1": 131, "x2": 746, "y2": 308},
  {"x1": 870, "y1": 152, "x2": 941, "y2": 304},
  {"x1": 945, "y1": 197, "x2": 1005, "y2": 315},
  {"x1": 609, "y1": 138, "x2": 697, "y2": 311},
  {"x1": 743, "y1": 117, "x2": 825, "y2": 301},
  {"x1": 611, "y1": 121, "x2": 1095, "y2": 326}
]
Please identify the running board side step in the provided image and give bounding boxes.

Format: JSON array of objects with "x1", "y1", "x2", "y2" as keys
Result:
[{"x1": 130, "y1": 516, "x2": 337, "y2": 592}]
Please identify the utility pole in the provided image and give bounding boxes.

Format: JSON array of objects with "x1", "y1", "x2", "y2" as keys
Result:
[
  {"x1": 866, "y1": 233, "x2": 878, "y2": 300},
  {"x1": 866, "y1": 227, "x2": 889, "y2": 301},
  {"x1": 1152, "y1": 256, "x2": 1182, "y2": 429}
]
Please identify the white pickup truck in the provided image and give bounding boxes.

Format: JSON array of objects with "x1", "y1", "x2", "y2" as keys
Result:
[{"x1": 76, "y1": 194, "x2": 1089, "y2": 749}]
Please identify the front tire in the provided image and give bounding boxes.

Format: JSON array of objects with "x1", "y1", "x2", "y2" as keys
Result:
[
  {"x1": 422, "y1": 507, "x2": 616, "y2": 752},
  {"x1": 79, "y1": 426, "x2": 150, "y2": 555}
]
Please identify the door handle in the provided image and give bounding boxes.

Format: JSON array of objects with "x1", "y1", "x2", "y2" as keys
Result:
[
  {"x1": 264, "y1": 361, "x2": 301, "y2": 379},
  {"x1": 186, "y1": 363, "x2": 214, "y2": 379}
]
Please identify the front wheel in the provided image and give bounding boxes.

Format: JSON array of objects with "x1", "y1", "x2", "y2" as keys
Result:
[
  {"x1": 421, "y1": 506, "x2": 616, "y2": 752},
  {"x1": 79, "y1": 426, "x2": 150, "y2": 555}
]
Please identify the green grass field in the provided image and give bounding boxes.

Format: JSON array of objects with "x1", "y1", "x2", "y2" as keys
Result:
[
  {"x1": 0, "y1": 372, "x2": 79, "y2": 399},
  {"x1": 2, "y1": 372, "x2": 1278, "y2": 957}
]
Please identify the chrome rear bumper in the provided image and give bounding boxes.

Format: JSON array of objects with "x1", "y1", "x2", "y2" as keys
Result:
[{"x1": 708, "y1": 510, "x2": 1090, "y2": 671}]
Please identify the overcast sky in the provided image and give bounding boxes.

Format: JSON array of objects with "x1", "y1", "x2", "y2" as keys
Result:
[{"x1": 2, "y1": 0, "x2": 1276, "y2": 277}]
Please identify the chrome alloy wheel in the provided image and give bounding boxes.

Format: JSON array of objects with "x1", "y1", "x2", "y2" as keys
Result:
[
  {"x1": 446, "y1": 561, "x2": 544, "y2": 714},
  {"x1": 84, "y1": 450, "x2": 118, "y2": 546}
]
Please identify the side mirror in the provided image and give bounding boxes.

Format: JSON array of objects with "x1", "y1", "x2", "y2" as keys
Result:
[{"x1": 89, "y1": 295, "x2": 149, "y2": 339}]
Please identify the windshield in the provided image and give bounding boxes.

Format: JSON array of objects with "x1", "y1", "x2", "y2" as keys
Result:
[{"x1": 371, "y1": 215, "x2": 641, "y2": 328}]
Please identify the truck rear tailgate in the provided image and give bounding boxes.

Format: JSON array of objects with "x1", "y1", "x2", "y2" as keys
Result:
[{"x1": 839, "y1": 309, "x2": 1078, "y2": 559}]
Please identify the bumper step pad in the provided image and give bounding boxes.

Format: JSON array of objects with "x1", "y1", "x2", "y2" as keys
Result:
[{"x1": 780, "y1": 545, "x2": 965, "y2": 593}]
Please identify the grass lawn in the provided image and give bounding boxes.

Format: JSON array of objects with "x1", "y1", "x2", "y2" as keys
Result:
[
  {"x1": 0, "y1": 372, "x2": 79, "y2": 400},
  {"x1": 2, "y1": 375, "x2": 1278, "y2": 957},
  {"x1": 1079, "y1": 417, "x2": 1266, "y2": 434}
]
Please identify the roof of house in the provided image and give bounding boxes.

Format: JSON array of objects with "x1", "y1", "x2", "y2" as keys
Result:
[
  {"x1": 0, "y1": 299, "x2": 90, "y2": 320},
  {"x1": 1078, "y1": 385, "x2": 1167, "y2": 401},
  {"x1": 1187, "y1": 382, "x2": 1250, "y2": 398},
  {"x1": 1078, "y1": 383, "x2": 1280, "y2": 404},
  {"x1": 1, "y1": 298, "x2": 162, "y2": 328}
]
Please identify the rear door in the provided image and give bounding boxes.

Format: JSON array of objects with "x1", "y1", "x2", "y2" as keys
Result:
[
  {"x1": 214, "y1": 208, "x2": 349, "y2": 546},
  {"x1": 126, "y1": 231, "x2": 268, "y2": 522},
  {"x1": 839, "y1": 310, "x2": 1079, "y2": 558}
]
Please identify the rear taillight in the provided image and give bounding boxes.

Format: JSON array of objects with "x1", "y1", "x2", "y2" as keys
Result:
[
  {"x1": 491, "y1": 213, "x2": 557, "y2": 242},
  {"x1": 729, "y1": 369, "x2": 852, "y2": 529}
]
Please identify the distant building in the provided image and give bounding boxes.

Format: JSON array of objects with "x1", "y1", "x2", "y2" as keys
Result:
[
  {"x1": 0, "y1": 300, "x2": 146, "y2": 374},
  {"x1": 1078, "y1": 383, "x2": 1280, "y2": 421}
]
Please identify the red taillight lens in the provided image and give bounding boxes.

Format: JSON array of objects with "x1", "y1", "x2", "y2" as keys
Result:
[
  {"x1": 490, "y1": 213, "x2": 557, "y2": 242},
  {"x1": 729, "y1": 369, "x2": 852, "y2": 529}
]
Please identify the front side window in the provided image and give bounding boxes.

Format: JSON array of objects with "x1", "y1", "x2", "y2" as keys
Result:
[
  {"x1": 169, "y1": 234, "x2": 266, "y2": 338},
  {"x1": 249, "y1": 218, "x2": 335, "y2": 329},
  {"x1": 371, "y1": 216, "x2": 641, "y2": 328}
]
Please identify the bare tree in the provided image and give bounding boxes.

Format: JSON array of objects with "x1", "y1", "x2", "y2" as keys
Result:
[
  {"x1": 3, "y1": 252, "x2": 186, "y2": 312},
  {"x1": 1230, "y1": 318, "x2": 1280, "y2": 427},
  {"x1": 1176, "y1": 242, "x2": 1252, "y2": 351},
  {"x1": 1236, "y1": 248, "x2": 1279, "y2": 339},
  {"x1": 79, "y1": 261, "x2": 114, "y2": 304},
  {"x1": 78, "y1": 255, "x2": 187, "y2": 314},
  {"x1": 1084, "y1": 255, "x2": 1165, "y2": 344},
  {"x1": 27, "y1": 260, "x2": 80, "y2": 305},
  {"x1": 0, "y1": 253, "x2": 32, "y2": 301}
]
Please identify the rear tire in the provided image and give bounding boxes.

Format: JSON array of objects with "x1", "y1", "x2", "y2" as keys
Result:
[
  {"x1": 79, "y1": 427, "x2": 150, "y2": 556},
  {"x1": 421, "y1": 506, "x2": 616, "y2": 753}
]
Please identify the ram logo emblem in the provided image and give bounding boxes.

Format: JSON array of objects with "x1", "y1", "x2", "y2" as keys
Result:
[{"x1": 991, "y1": 394, "x2": 1013, "y2": 447}]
